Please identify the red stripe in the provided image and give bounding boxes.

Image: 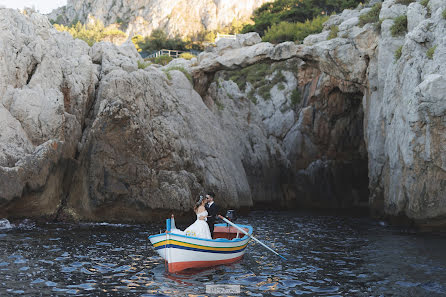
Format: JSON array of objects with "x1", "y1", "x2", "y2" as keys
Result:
[{"x1": 168, "y1": 255, "x2": 244, "y2": 273}]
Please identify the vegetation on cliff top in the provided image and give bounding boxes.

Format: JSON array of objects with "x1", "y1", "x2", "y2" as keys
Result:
[
  {"x1": 219, "y1": 61, "x2": 299, "y2": 104},
  {"x1": 137, "y1": 29, "x2": 188, "y2": 52},
  {"x1": 54, "y1": 17, "x2": 246, "y2": 52},
  {"x1": 242, "y1": 0, "x2": 362, "y2": 35},
  {"x1": 427, "y1": 45, "x2": 437, "y2": 60},
  {"x1": 147, "y1": 55, "x2": 173, "y2": 66},
  {"x1": 262, "y1": 16, "x2": 328, "y2": 44},
  {"x1": 358, "y1": 3, "x2": 382, "y2": 27},
  {"x1": 163, "y1": 66, "x2": 192, "y2": 83},
  {"x1": 390, "y1": 15, "x2": 408, "y2": 37},
  {"x1": 395, "y1": 0, "x2": 415, "y2": 5},
  {"x1": 136, "y1": 19, "x2": 247, "y2": 52},
  {"x1": 242, "y1": 0, "x2": 362, "y2": 44},
  {"x1": 394, "y1": 45, "x2": 403, "y2": 62},
  {"x1": 327, "y1": 25, "x2": 339, "y2": 40},
  {"x1": 54, "y1": 20, "x2": 126, "y2": 46}
]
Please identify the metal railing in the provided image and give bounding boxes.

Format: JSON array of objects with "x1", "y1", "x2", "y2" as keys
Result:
[
  {"x1": 215, "y1": 33, "x2": 236, "y2": 43},
  {"x1": 145, "y1": 49, "x2": 186, "y2": 59}
]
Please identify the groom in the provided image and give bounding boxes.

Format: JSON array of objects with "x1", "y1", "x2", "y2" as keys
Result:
[{"x1": 205, "y1": 191, "x2": 219, "y2": 238}]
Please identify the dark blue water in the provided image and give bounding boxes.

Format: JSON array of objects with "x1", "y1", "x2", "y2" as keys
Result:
[{"x1": 1, "y1": 211, "x2": 446, "y2": 296}]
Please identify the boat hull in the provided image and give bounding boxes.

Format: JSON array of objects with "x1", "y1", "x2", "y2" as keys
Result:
[{"x1": 149, "y1": 223, "x2": 252, "y2": 273}]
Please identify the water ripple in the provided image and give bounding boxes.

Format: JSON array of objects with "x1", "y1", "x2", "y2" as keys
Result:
[{"x1": 0, "y1": 211, "x2": 446, "y2": 296}]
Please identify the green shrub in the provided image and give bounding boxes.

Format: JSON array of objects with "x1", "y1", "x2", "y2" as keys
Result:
[
  {"x1": 138, "y1": 29, "x2": 186, "y2": 52},
  {"x1": 358, "y1": 3, "x2": 382, "y2": 27},
  {"x1": 137, "y1": 60, "x2": 151, "y2": 69},
  {"x1": 390, "y1": 15, "x2": 408, "y2": 37},
  {"x1": 215, "y1": 100, "x2": 224, "y2": 110},
  {"x1": 427, "y1": 45, "x2": 437, "y2": 59},
  {"x1": 420, "y1": 0, "x2": 431, "y2": 16},
  {"x1": 225, "y1": 61, "x2": 297, "y2": 101},
  {"x1": 258, "y1": 84, "x2": 272, "y2": 100},
  {"x1": 179, "y1": 52, "x2": 196, "y2": 60},
  {"x1": 241, "y1": 0, "x2": 363, "y2": 35},
  {"x1": 50, "y1": 15, "x2": 64, "y2": 25},
  {"x1": 327, "y1": 25, "x2": 339, "y2": 40},
  {"x1": 375, "y1": 19, "x2": 383, "y2": 31},
  {"x1": 54, "y1": 19, "x2": 126, "y2": 46},
  {"x1": 290, "y1": 89, "x2": 302, "y2": 106},
  {"x1": 394, "y1": 45, "x2": 403, "y2": 61},
  {"x1": 395, "y1": 0, "x2": 415, "y2": 4},
  {"x1": 164, "y1": 71, "x2": 172, "y2": 80},
  {"x1": 228, "y1": 63, "x2": 272, "y2": 91},
  {"x1": 162, "y1": 66, "x2": 192, "y2": 83},
  {"x1": 149, "y1": 55, "x2": 173, "y2": 66},
  {"x1": 131, "y1": 35, "x2": 144, "y2": 52},
  {"x1": 262, "y1": 16, "x2": 329, "y2": 43},
  {"x1": 271, "y1": 70, "x2": 286, "y2": 85},
  {"x1": 443, "y1": 9, "x2": 446, "y2": 19},
  {"x1": 248, "y1": 90, "x2": 257, "y2": 104}
]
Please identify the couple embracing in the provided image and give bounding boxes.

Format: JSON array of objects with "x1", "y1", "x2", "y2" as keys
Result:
[{"x1": 184, "y1": 192, "x2": 219, "y2": 239}]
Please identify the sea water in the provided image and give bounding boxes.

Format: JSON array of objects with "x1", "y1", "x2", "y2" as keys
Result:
[{"x1": 1, "y1": 211, "x2": 446, "y2": 296}]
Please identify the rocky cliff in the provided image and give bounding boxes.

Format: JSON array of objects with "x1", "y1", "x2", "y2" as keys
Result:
[
  {"x1": 0, "y1": 8, "x2": 254, "y2": 222},
  {"x1": 48, "y1": 0, "x2": 270, "y2": 38},
  {"x1": 1, "y1": 0, "x2": 445, "y2": 227}
]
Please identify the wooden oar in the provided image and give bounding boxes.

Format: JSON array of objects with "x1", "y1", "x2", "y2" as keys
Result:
[{"x1": 218, "y1": 215, "x2": 287, "y2": 261}]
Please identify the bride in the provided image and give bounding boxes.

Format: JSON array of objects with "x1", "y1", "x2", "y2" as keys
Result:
[{"x1": 172, "y1": 196, "x2": 212, "y2": 239}]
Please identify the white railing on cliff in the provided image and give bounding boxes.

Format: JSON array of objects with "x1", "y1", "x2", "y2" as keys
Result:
[
  {"x1": 214, "y1": 33, "x2": 236, "y2": 43},
  {"x1": 146, "y1": 49, "x2": 186, "y2": 59}
]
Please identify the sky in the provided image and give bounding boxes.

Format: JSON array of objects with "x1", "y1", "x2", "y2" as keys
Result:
[{"x1": 0, "y1": 0, "x2": 66, "y2": 14}]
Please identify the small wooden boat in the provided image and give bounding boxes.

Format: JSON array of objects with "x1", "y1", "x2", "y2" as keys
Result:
[{"x1": 149, "y1": 217, "x2": 253, "y2": 273}]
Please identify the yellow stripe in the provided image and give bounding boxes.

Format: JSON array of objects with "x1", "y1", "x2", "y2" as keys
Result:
[{"x1": 153, "y1": 239, "x2": 248, "y2": 251}]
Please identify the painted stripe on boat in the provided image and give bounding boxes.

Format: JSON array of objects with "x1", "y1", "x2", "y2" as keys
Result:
[
  {"x1": 168, "y1": 255, "x2": 244, "y2": 273},
  {"x1": 148, "y1": 224, "x2": 253, "y2": 242},
  {"x1": 154, "y1": 244, "x2": 248, "y2": 254},
  {"x1": 153, "y1": 239, "x2": 248, "y2": 250}
]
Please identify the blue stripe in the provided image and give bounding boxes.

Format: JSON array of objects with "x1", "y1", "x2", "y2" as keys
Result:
[
  {"x1": 154, "y1": 244, "x2": 247, "y2": 254},
  {"x1": 149, "y1": 224, "x2": 253, "y2": 242}
]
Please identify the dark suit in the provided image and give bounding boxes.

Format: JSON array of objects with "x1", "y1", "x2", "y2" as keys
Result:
[{"x1": 205, "y1": 202, "x2": 219, "y2": 238}]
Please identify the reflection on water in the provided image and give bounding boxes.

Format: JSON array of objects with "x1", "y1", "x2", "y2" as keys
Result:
[{"x1": 1, "y1": 211, "x2": 446, "y2": 296}]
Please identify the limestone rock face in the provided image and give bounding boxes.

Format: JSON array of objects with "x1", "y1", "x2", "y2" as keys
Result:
[
  {"x1": 48, "y1": 0, "x2": 271, "y2": 38},
  {"x1": 64, "y1": 65, "x2": 254, "y2": 221},
  {"x1": 2, "y1": 0, "x2": 446, "y2": 227},
  {"x1": 365, "y1": 0, "x2": 446, "y2": 225},
  {"x1": 296, "y1": 0, "x2": 446, "y2": 225},
  {"x1": 1, "y1": 8, "x2": 257, "y2": 222},
  {"x1": 192, "y1": 0, "x2": 446, "y2": 226},
  {"x1": 0, "y1": 9, "x2": 97, "y2": 218}
]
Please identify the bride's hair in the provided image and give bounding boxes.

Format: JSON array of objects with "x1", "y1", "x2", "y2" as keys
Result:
[{"x1": 194, "y1": 195, "x2": 205, "y2": 212}]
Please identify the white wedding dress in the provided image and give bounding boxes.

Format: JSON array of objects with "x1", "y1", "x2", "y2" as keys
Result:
[{"x1": 176, "y1": 210, "x2": 212, "y2": 239}]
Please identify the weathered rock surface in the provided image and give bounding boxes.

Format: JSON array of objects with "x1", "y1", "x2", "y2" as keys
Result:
[
  {"x1": 0, "y1": 8, "x2": 256, "y2": 222},
  {"x1": 365, "y1": 0, "x2": 446, "y2": 226},
  {"x1": 48, "y1": 0, "x2": 271, "y2": 38},
  {"x1": 0, "y1": 9, "x2": 97, "y2": 218},
  {"x1": 286, "y1": 0, "x2": 446, "y2": 226},
  {"x1": 191, "y1": 0, "x2": 446, "y2": 225},
  {"x1": 64, "y1": 65, "x2": 254, "y2": 221}
]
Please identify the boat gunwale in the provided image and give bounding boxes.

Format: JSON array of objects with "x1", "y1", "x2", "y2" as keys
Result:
[
  {"x1": 148, "y1": 223, "x2": 253, "y2": 243},
  {"x1": 153, "y1": 238, "x2": 250, "y2": 249}
]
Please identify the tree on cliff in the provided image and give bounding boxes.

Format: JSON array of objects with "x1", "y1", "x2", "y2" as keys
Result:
[
  {"x1": 242, "y1": 0, "x2": 362, "y2": 36},
  {"x1": 54, "y1": 19, "x2": 126, "y2": 46}
]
